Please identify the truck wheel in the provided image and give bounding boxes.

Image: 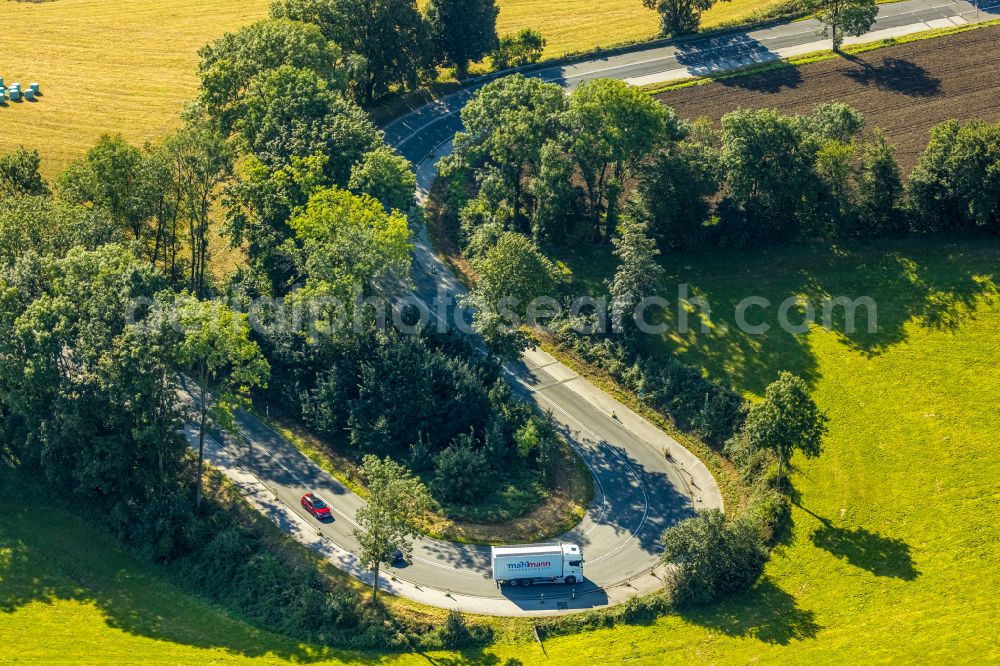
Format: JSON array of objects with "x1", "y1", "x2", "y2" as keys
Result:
[
  {"x1": 523, "y1": 579, "x2": 533, "y2": 587},
  {"x1": 509, "y1": 579, "x2": 519, "y2": 587},
  {"x1": 564, "y1": 575, "x2": 577, "y2": 584}
]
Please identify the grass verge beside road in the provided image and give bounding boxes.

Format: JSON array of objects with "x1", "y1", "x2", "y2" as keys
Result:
[{"x1": 645, "y1": 19, "x2": 1000, "y2": 96}]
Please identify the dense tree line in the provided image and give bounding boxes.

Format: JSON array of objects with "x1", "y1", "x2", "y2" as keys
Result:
[
  {"x1": 443, "y1": 75, "x2": 682, "y2": 246},
  {"x1": 442, "y1": 81, "x2": 1000, "y2": 258},
  {"x1": 203, "y1": 0, "x2": 513, "y2": 109},
  {"x1": 0, "y1": 104, "x2": 469, "y2": 657},
  {"x1": 0, "y1": 207, "x2": 273, "y2": 564},
  {"x1": 0, "y1": 94, "x2": 506, "y2": 655},
  {"x1": 257, "y1": 313, "x2": 561, "y2": 509}
]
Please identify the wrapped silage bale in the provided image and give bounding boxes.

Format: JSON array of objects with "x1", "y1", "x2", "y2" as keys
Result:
[
  {"x1": 23, "y1": 89, "x2": 35, "y2": 101},
  {"x1": 8, "y1": 86, "x2": 20, "y2": 102},
  {"x1": 29, "y1": 83, "x2": 40, "y2": 95}
]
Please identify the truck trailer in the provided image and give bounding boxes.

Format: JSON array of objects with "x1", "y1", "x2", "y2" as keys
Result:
[{"x1": 491, "y1": 542, "x2": 583, "y2": 587}]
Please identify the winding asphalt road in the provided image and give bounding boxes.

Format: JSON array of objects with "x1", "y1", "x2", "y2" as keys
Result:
[
  {"x1": 196, "y1": 0, "x2": 996, "y2": 616},
  {"x1": 383, "y1": 0, "x2": 996, "y2": 163}
]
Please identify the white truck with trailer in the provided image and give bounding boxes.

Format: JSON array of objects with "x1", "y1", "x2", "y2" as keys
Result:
[{"x1": 491, "y1": 543, "x2": 583, "y2": 587}]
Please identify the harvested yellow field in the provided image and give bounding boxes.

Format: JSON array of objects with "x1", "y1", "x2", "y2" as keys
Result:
[
  {"x1": 496, "y1": 0, "x2": 789, "y2": 58},
  {"x1": 0, "y1": 0, "x2": 270, "y2": 176},
  {"x1": 0, "y1": 0, "x2": 782, "y2": 176}
]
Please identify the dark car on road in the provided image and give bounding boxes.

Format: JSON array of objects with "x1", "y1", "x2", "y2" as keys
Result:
[{"x1": 301, "y1": 492, "x2": 332, "y2": 521}]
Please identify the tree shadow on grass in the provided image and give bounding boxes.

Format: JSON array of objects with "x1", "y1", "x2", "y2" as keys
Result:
[
  {"x1": 796, "y1": 241, "x2": 996, "y2": 358},
  {"x1": 811, "y1": 524, "x2": 920, "y2": 580},
  {"x1": 0, "y1": 497, "x2": 334, "y2": 661},
  {"x1": 798, "y1": 504, "x2": 919, "y2": 580},
  {"x1": 419, "y1": 655, "x2": 522, "y2": 666},
  {"x1": 644, "y1": 237, "x2": 1000, "y2": 394},
  {"x1": 680, "y1": 578, "x2": 820, "y2": 645}
]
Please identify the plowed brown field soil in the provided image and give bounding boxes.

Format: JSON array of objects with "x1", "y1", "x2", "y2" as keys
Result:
[{"x1": 655, "y1": 26, "x2": 1000, "y2": 172}]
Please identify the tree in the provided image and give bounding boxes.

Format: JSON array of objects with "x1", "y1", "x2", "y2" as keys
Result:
[
  {"x1": 472, "y1": 232, "x2": 561, "y2": 307},
  {"x1": 163, "y1": 120, "x2": 234, "y2": 298},
  {"x1": 452, "y1": 74, "x2": 568, "y2": 231},
  {"x1": 272, "y1": 0, "x2": 429, "y2": 104},
  {"x1": 57, "y1": 134, "x2": 150, "y2": 242},
  {"x1": 566, "y1": 79, "x2": 680, "y2": 239},
  {"x1": 810, "y1": 138, "x2": 857, "y2": 239},
  {"x1": 854, "y1": 130, "x2": 904, "y2": 236},
  {"x1": 433, "y1": 434, "x2": 491, "y2": 504},
  {"x1": 630, "y1": 140, "x2": 721, "y2": 249},
  {"x1": 172, "y1": 295, "x2": 269, "y2": 507},
  {"x1": 224, "y1": 154, "x2": 328, "y2": 293},
  {"x1": 513, "y1": 413, "x2": 559, "y2": 478},
  {"x1": 197, "y1": 18, "x2": 345, "y2": 130},
  {"x1": 0, "y1": 245, "x2": 188, "y2": 530},
  {"x1": 719, "y1": 108, "x2": 819, "y2": 245},
  {"x1": 140, "y1": 144, "x2": 184, "y2": 276},
  {"x1": 353, "y1": 455, "x2": 431, "y2": 605},
  {"x1": 346, "y1": 334, "x2": 493, "y2": 455},
  {"x1": 661, "y1": 509, "x2": 767, "y2": 607},
  {"x1": 286, "y1": 186, "x2": 412, "y2": 309},
  {"x1": 469, "y1": 232, "x2": 561, "y2": 356},
  {"x1": 426, "y1": 0, "x2": 499, "y2": 78},
  {"x1": 0, "y1": 147, "x2": 48, "y2": 198},
  {"x1": 348, "y1": 146, "x2": 416, "y2": 213},
  {"x1": 528, "y1": 140, "x2": 580, "y2": 244},
  {"x1": 642, "y1": 0, "x2": 726, "y2": 36},
  {"x1": 609, "y1": 219, "x2": 665, "y2": 343},
  {"x1": 800, "y1": 102, "x2": 865, "y2": 143},
  {"x1": 908, "y1": 120, "x2": 1000, "y2": 233},
  {"x1": 804, "y1": 0, "x2": 878, "y2": 51},
  {"x1": 744, "y1": 371, "x2": 828, "y2": 488},
  {"x1": 237, "y1": 65, "x2": 382, "y2": 184},
  {"x1": 491, "y1": 29, "x2": 546, "y2": 70},
  {"x1": 0, "y1": 196, "x2": 114, "y2": 268}
]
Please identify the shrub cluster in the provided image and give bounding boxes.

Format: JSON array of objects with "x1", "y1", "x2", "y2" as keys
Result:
[
  {"x1": 254, "y1": 320, "x2": 560, "y2": 513},
  {"x1": 660, "y1": 509, "x2": 769, "y2": 608}
]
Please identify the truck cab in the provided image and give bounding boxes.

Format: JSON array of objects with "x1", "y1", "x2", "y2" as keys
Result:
[{"x1": 491, "y1": 542, "x2": 584, "y2": 587}]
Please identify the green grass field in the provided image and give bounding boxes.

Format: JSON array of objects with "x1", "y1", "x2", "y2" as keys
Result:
[
  {"x1": 537, "y1": 236, "x2": 1000, "y2": 662},
  {"x1": 5, "y1": 237, "x2": 998, "y2": 663},
  {"x1": 0, "y1": 471, "x2": 548, "y2": 664},
  {"x1": 0, "y1": 479, "x2": 364, "y2": 664},
  {"x1": 0, "y1": 0, "x2": 271, "y2": 176},
  {"x1": 0, "y1": 0, "x2": 788, "y2": 176}
]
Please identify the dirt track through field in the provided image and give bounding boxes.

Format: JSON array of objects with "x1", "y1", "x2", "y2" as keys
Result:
[{"x1": 655, "y1": 26, "x2": 1000, "y2": 172}]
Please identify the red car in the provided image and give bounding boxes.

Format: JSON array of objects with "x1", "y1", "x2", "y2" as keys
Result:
[{"x1": 301, "y1": 493, "x2": 332, "y2": 521}]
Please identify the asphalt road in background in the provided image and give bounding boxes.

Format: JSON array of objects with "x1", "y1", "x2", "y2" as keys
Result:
[{"x1": 384, "y1": 0, "x2": 996, "y2": 165}]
